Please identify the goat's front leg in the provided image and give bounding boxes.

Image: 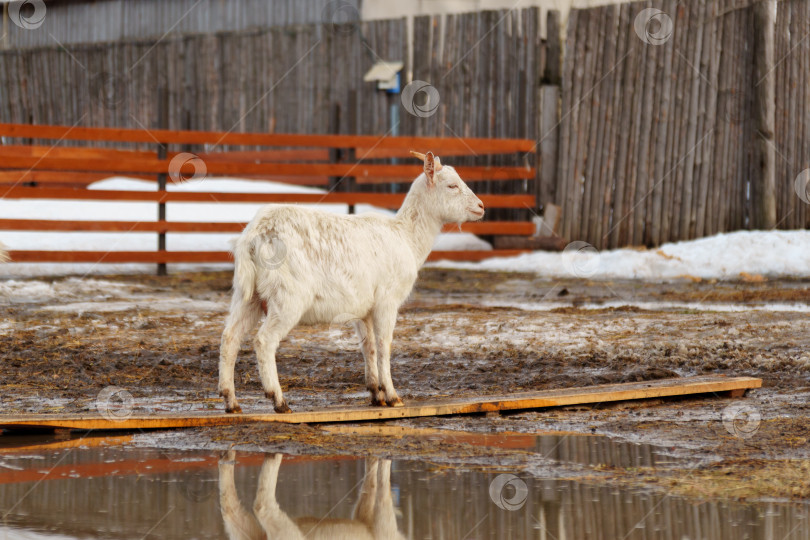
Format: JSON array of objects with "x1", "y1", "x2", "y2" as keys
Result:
[
  {"x1": 373, "y1": 306, "x2": 403, "y2": 407},
  {"x1": 355, "y1": 317, "x2": 384, "y2": 406}
]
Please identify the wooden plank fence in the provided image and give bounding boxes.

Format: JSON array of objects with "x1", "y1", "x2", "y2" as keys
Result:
[
  {"x1": 556, "y1": 0, "x2": 810, "y2": 250},
  {"x1": 0, "y1": 376, "x2": 763, "y2": 430},
  {"x1": 2, "y1": 1, "x2": 810, "y2": 253}
]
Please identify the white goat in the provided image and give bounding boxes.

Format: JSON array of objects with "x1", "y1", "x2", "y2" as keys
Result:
[
  {"x1": 0, "y1": 242, "x2": 8, "y2": 263},
  {"x1": 218, "y1": 151, "x2": 485, "y2": 413}
]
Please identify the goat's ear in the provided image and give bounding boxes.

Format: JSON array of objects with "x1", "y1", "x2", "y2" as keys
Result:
[
  {"x1": 423, "y1": 151, "x2": 436, "y2": 186},
  {"x1": 434, "y1": 155, "x2": 443, "y2": 170}
]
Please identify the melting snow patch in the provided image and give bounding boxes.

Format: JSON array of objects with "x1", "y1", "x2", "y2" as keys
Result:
[
  {"x1": 0, "y1": 176, "x2": 490, "y2": 278},
  {"x1": 479, "y1": 300, "x2": 810, "y2": 313},
  {"x1": 433, "y1": 230, "x2": 810, "y2": 281},
  {"x1": 41, "y1": 297, "x2": 225, "y2": 314}
]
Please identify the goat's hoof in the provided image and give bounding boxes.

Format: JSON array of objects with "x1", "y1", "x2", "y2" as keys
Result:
[
  {"x1": 274, "y1": 402, "x2": 292, "y2": 414},
  {"x1": 370, "y1": 389, "x2": 386, "y2": 406},
  {"x1": 225, "y1": 404, "x2": 242, "y2": 414},
  {"x1": 386, "y1": 397, "x2": 404, "y2": 407}
]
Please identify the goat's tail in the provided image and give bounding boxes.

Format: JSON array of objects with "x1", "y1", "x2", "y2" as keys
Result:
[
  {"x1": 0, "y1": 242, "x2": 9, "y2": 263},
  {"x1": 231, "y1": 234, "x2": 257, "y2": 304}
]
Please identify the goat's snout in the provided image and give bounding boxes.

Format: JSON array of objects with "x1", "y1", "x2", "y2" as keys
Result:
[{"x1": 471, "y1": 199, "x2": 485, "y2": 219}]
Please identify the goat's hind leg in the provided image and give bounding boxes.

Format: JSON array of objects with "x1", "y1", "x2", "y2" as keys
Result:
[
  {"x1": 219, "y1": 295, "x2": 262, "y2": 413},
  {"x1": 253, "y1": 454, "x2": 304, "y2": 539},
  {"x1": 254, "y1": 306, "x2": 298, "y2": 413},
  {"x1": 355, "y1": 317, "x2": 385, "y2": 406}
]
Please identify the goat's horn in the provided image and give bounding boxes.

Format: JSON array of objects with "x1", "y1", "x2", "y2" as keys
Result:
[{"x1": 409, "y1": 150, "x2": 426, "y2": 161}]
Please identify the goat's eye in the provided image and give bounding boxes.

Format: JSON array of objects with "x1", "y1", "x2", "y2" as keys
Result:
[{"x1": 447, "y1": 184, "x2": 459, "y2": 190}]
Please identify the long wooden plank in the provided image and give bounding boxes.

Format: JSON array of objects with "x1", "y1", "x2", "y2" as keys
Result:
[
  {"x1": 0, "y1": 376, "x2": 761, "y2": 431},
  {"x1": 0, "y1": 219, "x2": 535, "y2": 236},
  {"x1": 0, "y1": 123, "x2": 536, "y2": 153},
  {"x1": 0, "y1": 171, "x2": 330, "y2": 187},
  {"x1": 0, "y1": 171, "x2": 153, "y2": 185},
  {"x1": 0, "y1": 155, "x2": 534, "y2": 181},
  {"x1": 6, "y1": 250, "x2": 528, "y2": 263},
  {"x1": 0, "y1": 186, "x2": 536, "y2": 208},
  {"x1": 197, "y1": 149, "x2": 331, "y2": 162}
]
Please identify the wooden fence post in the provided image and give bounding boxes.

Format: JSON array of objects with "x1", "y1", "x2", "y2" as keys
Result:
[
  {"x1": 753, "y1": 0, "x2": 777, "y2": 230},
  {"x1": 543, "y1": 10, "x2": 562, "y2": 85},
  {"x1": 537, "y1": 10, "x2": 562, "y2": 214},
  {"x1": 156, "y1": 87, "x2": 169, "y2": 276}
]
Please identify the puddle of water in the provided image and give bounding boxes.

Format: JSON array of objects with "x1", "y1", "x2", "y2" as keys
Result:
[
  {"x1": 323, "y1": 425, "x2": 686, "y2": 469},
  {"x1": 0, "y1": 434, "x2": 806, "y2": 540}
]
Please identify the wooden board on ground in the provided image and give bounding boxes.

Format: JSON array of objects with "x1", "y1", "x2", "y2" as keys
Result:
[{"x1": 0, "y1": 376, "x2": 761, "y2": 433}]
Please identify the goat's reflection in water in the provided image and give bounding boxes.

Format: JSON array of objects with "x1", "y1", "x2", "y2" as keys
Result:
[{"x1": 219, "y1": 451, "x2": 406, "y2": 540}]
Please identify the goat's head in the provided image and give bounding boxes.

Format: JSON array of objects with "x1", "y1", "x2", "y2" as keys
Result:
[{"x1": 410, "y1": 150, "x2": 485, "y2": 223}]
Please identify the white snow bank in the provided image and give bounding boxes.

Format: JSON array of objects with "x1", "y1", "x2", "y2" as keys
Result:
[
  {"x1": 41, "y1": 298, "x2": 224, "y2": 314},
  {"x1": 0, "y1": 176, "x2": 489, "y2": 277},
  {"x1": 433, "y1": 230, "x2": 810, "y2": 281},
  {"x1": 480, "y1": 299, "x2": 810, "y2": 313},
  {"x1": 0, "y1": 528, "x2": 78, "y2": 540}
]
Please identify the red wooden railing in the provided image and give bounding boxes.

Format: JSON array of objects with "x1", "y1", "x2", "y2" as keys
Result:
[{"x1": 0, "y1": 123, "x2": 537, "y2": 266}]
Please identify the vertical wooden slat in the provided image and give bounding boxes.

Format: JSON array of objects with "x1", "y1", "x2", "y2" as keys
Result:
[
  {"x1": 632, "y1": 3, "x2": 659, "y2": 246},
  {"x1": 679, "y1": 0, "x2": 706, "y2": 240},
  {"x1": 582, "y1": 6, "x2": 608, "y2": 248},
  {"x1": 608, "y1": 3, "x2": 637, "y2": 248},
  {"x1": 800, "y1": 0, "x2": 810, "y2": 229},
  {"x1": 557, "y1": 8, "x2": 581, "y2": 241},
  {"x1": 571, "y1": 8, "x2": 598, "y2": 242},
  {"x1": 695, "y1": 1, "x2": 721, "y2": 239}
]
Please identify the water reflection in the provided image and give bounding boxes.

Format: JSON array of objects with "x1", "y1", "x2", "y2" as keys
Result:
[
  {"x1": 0, "y1": 435, "x2": 806, "y2": 539},
  {"x1": 220, "y1": 451, "x2": 404, "y2": 539}
]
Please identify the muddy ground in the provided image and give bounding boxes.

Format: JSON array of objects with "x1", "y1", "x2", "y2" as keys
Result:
[{"x1": 1, "y1": 268, "x2": 809, "y2": 502}]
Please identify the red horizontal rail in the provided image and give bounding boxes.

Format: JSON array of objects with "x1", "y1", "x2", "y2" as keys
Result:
[
  {"x1": 0, "y1": 155, "x2": 533, "y2": 182},
  {"x1": 0, "y1": 219, "x2": 535, "y2": 236},
  {"x1": 0, "y1": 123, "x2": 536, "y2": 154},
  {"x1": 0, "y1": 186, "x2": 536, "y2": 209},
  {"x1": 0, "y1": 144, "x2": 156, "y2": 160}
]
